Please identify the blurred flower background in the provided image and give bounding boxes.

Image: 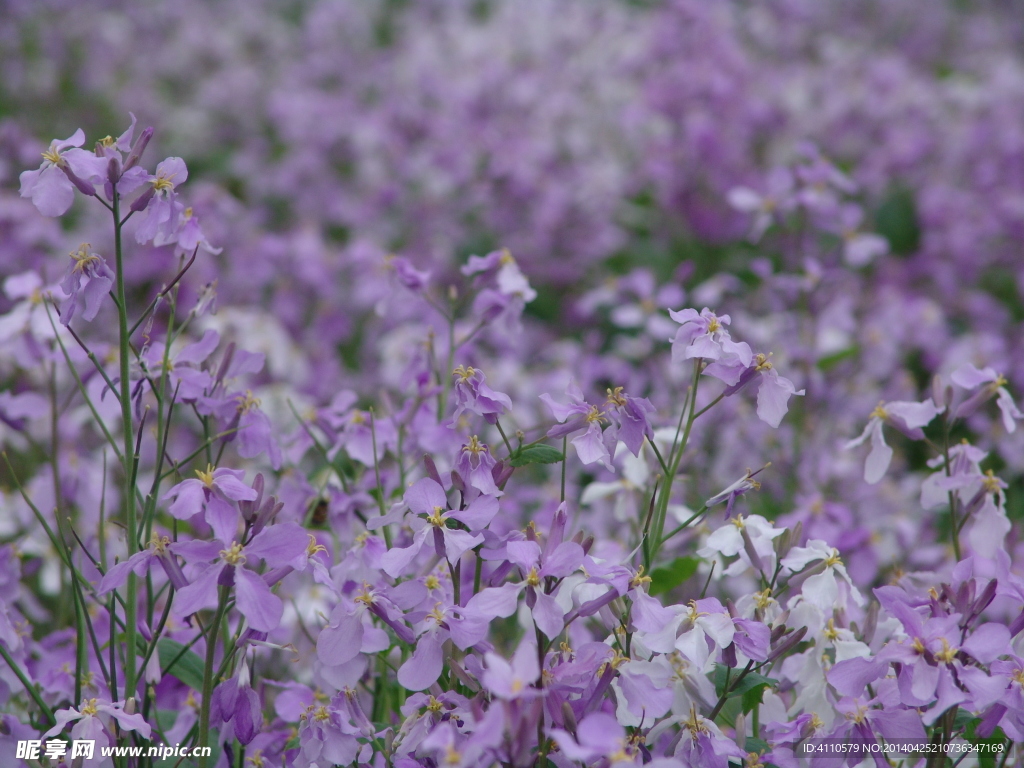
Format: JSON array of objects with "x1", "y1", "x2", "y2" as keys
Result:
[{"x1": 4, "y1": 0, "x2": 1024, "y2": 765}]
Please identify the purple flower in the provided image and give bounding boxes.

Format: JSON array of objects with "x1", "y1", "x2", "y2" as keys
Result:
[
  {"x1": 453, "y1": 435, "x2": 501, "y2": 496},
  {"x1": 173, "y1": 522, "x2": 309, "y2": 632},
  {"x1": 19, "y1": 129, "x2": 106, "y2": 216},
  {"x1": 293, "y1": 699, "x2": 361, "y2": 768},
  {"x1": 386, "y1": 254, "x2": 430, "y2": 292},
  {"x1": 450, "y1": 365, "x2": 512, "y2": 426},
  {"x1": 43, "y1": 697, "x2": 152, "y2": 749},
  {"x1": 723, "y1": 353, "x2": 804, "y2": 428},
  {"x1": 727, "y1": 167, "x2": 795, "y2": 241},
  {"x1": 97, "y1": 532, "x2": 189, "y2": 594},
  {"x1": 479, "y1": 535, "x2": 583, "y2": 638},
  {"x1": 550, "y1": 711, "x2": 637, "y2": 763},
  {"x1": 210, "y1": 664, "x2": 262, "y2": 745},
  {"x1": 140, "y1": 328, "x2": 219, "y2": 403},
  {"x1": 482, "y1": 640, "x2": 541, "y2": 700},
  {"x1": 163, "y1": 465, "x2": 258, "y2": 537},
  {"x1": 540, "y1": 379, "x2": 611, "y2": 468},
  {"x1": 818, "y1": 697, "x2": 926, "y2": 768},
  {"x1": 668, "y1": 307, "x2": 753, "y2": 378},
  {"x1": 705, "y1": 467, "x2": 768, "y2": 518},
  {"x1": 781, "y1": 539, "x2": 864, "y2": 612},
  {"x1": 603, "y1": 387, "x2": 656, "y2": 456},
  {"x1": 844, "y1": 398, "x2": 944, "y2": 484},
  {"x1": 834, "y1": 204, "x2": 889, "y2": 267},
  {"x1": 379, "y1": 477, "x2": 497, "y2": 577},
  {"x1": 58, "y1": 243, "x2": 114, "y2": 326},
  {"x1": 952, "y1": 363, "x2": 1023, "y2": 433},
  {"x1": 134, "y1": 157, "x2": 188, "y2": 244}
]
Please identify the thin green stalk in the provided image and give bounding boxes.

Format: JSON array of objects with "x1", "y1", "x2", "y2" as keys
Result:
[
  {"x1": 941, "y1": 415, "x2": 961, "y2": 561},
  {"x1": 198, "y1": 586, "x2": 230, "y2": 768},
  {"x1": 560, "y1": 437, "x2": 567, "y2": 503},
  {"x1": 659, "y1": 504, "x2": 709, "y2": 547},
  {"x1": 650, "y1": 361, "x2": 701, "y2": 563},
  {"x1": 112, "y1": 192, "x2": 140, "y2": 704},
  {"x1": 495, "y1": 419, "x2": 515, "y2": 456},
  {"x1": 369, "y1": 408, "x2": 392, "y2": 548},
  {"x1": 0, "y1": 644, "x2": 55, "y2": 726}
]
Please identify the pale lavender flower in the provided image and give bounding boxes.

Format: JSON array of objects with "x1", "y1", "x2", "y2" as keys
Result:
[
  {"x1": 134, "y1": 157, "x2": 188, "y2": 244},
  {"x1": 19, "y1": 130, "x2": 106, "y2": 216},
  {"x1": 668, "y1": 307, "x2": 753, "y2": 382},
  {"x1": 845, "y1": 398, "x2": 944, "y2": 484},
  {"x1": 173, "y1": 522, "x2": 309, "y2": 632},
  {"x1": 540, "y1": 379, "x2": 611, "y2": 468},
  {"x1": 58, "y1": 243, "x2": 114, "y2": 325},
  {"x1": 379, "y1": 477, "x2": 496, "y2": 577},
  {"x1": 952, "y1": 363, "x2": 1023, "y2": 433},
  {"x1": 450, "y1": 365, "x2": 512, "y2": 426},
  {"x1": 453, "y1": 435, "x2": 501, "y2": 496}
]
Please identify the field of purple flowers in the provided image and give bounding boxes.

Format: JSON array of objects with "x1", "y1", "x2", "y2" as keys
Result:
[{"x1": 2, "y1": 1, "x2": 1024, "y2": 766}]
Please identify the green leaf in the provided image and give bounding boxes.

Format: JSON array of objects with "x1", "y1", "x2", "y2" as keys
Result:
[
  {"x1": 741, "y1": 682, "x2": 770, "y2": 714},
  {"x1": 510, "y1": 445, "x2": 564, "y2": 467},
  {"x1": 156, "y1": 638, "x2": 206, "y2": 691},
  {"x1": 816, "y1": 346, "x2": 859, "y2": 372},
  {"x1": 713, "y1": 665, "x2": 778, "y2": 701},
  {"x1": 964, "y1": 718, "x2": 1007, "y2": 768},
  {"x1": 648, "y1": 556, "x2": 699, "y2": 596}
]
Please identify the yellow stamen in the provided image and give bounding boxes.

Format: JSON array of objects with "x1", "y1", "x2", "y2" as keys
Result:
[
  {"x1": 70, "y1": 243, "x2": 101, "y2": 272},
  {"x1": 629, "y1": 565, "x2": 652, "y2": 589},
  {"x1": 605, "y1": 386, "x2": 627, "y2": 407},
  {"x1": 425, "y1": 696, "x2": 444, "y2": 713},
  {"x1": 236, "y1": 390, "x2": 261, "y2": 414},
  {"x1": 823, "y1": 618, "x2": 839, "y2": 642},
  {"x1": 682, "y1": 705, "x2": 709, "y2": 740},
  {"x1": 42, "y1": 144, "x2": 64, "y2": 165},
  {"x1": 306, "y1": 534, "x2": 327, "y2": 558},
  {"x1": 935, "y1": 638, "x2": 958, "y2": 664},
  {"x1": 428, "y1": 506, "x2": 446, "y2": 527},
  {"x1": 754, "y1": 588, "x2": 773, "y2": 611},
  {"x1": 220, "y1": 542, "x2": 246, "y2": 566},
  {"x1": 526, "y1": 567, "x2": 542, "y2": 588},
  {"x1": 195, "y1": 464, "x2": 216, "y2": 489},
  {"x1": 453, "y1": 365, "x2": 476, "y2": 383}
]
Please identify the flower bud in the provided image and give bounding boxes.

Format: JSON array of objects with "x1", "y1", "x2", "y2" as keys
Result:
[
  {"x1": 61, "y1": 165, "x2": 96, "y2": 196},
  {"x1": 106, "y1": 156, "x2": 120, "y2": 188},
  {"x1": 560, "y1": 701, "x2": 578, "y2": 735},
  {"x1": 767, "y1": 625, "x2": 807, "y2": 663},
  {"x1": 130, "y1": 185, "x2": 156, "y2": 213},
  {"x1": 123, "y1": 126, "x2": 154, "y2": 172},
  {"x1": 424, "y1": 454, "x2": 443, "y2": 486},
  {"x1": 969, "y1": 578, "x2": 998, "y2": 625}
]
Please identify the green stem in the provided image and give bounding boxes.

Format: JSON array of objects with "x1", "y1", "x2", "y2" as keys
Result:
[
  {"x1": 198, "y1": 586, "x2": 230, "y2": 768},
  {"x1": 649, "y1": 361, "x2": 701, "y2": 564},
  {"x1": 112, "y1": 192, "x2": 140, "y2": 704},
  {"x1": 0, "y1": 644, "x2": 55, "y2": 726},
  {"x1": 941, "y1": 414, "x2": 961, "y2": 561}
]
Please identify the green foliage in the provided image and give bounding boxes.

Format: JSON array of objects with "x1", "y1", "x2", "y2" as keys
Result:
[
  {"x1": 648, "y1": 556, "x2": 699, "y2": 596},
  {"x1": 156, "y1": 639, "x2": 207, "y2": 691},
  {"x1": 510, "y1": 445, "x2": 564, "y2": 467}
]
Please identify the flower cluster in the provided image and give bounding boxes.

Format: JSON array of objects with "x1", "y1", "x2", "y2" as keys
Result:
[{"x1": 2, "y1": 8, "x2": 1024, "y2": 765}]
